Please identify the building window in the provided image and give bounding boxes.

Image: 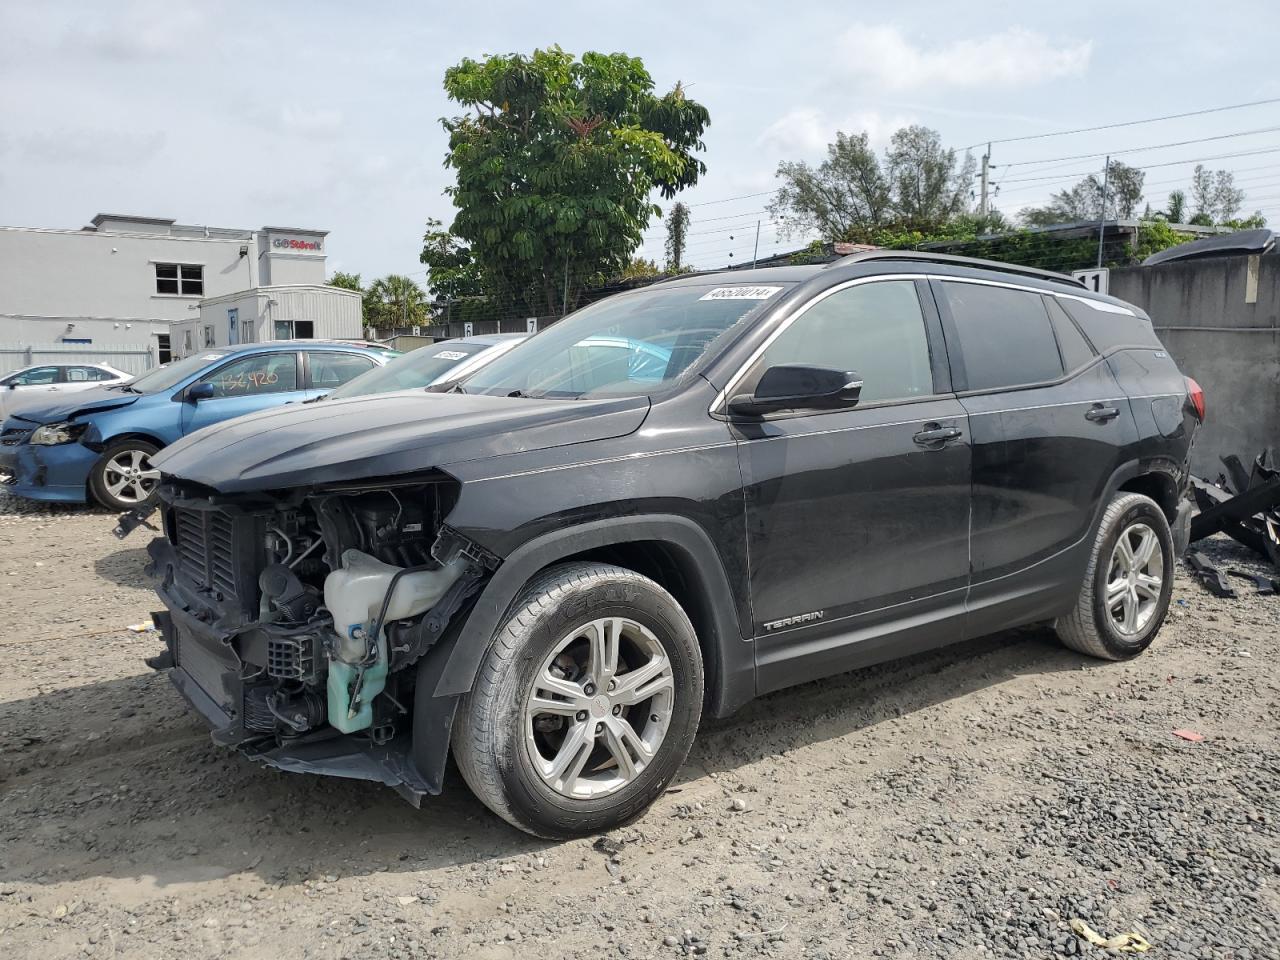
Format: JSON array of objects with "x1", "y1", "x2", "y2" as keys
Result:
[
  {"x1": 203, "y1": 325, "x2": 216, "y2": 347},
  {"x1": 273, "y1": 319, "x2": 315, "y2": 340},
  {"x1": 156, "y1": 263, "x2": 204, "y2": 296}
]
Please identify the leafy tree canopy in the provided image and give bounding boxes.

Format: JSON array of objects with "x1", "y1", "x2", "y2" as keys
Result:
[
  {"x1": 363, "y1": 274, "x2": 429, "y2": 328},
  {"x1": 1019, "y1": 161, "x2": 1145, "y2": 226},
  {"x1": 664, "y1": 202, "x2": 690, "y2": 273},
  {"x1": 439, "y1": 46, "x2": 710, "y2": 315},
  {"x1": 420, "y1": 217, "x2": 484, "y2": 302},
  {"x1": 328, "y1": 271, "x2": 362, "y2": 291},
  {"x1": 768, "y1": 126, "x2": 973, "y2": 241}
]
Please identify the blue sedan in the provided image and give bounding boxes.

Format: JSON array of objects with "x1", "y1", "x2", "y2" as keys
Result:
[{"x1": 0, "y1": 341, "x2": 395, "y2": 509}]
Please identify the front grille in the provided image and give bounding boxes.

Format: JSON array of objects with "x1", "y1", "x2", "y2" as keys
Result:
[
  {"x1": 172, "y1": 507, "x2": 241, "y2": 599},
  {"x1": 1, "y1": 428, "x2": 32, "y2": 446}
]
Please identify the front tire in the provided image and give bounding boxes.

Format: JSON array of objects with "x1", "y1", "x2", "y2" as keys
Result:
[
  {"x1": 89, "y1": 439, "x2": 161, "y2": 511},
  {"x1": 452, "y1": 562, "x2": 703, "y2": 838},
  {"x1": 1055, "y1": 492, "x2": 1174, "y2": 660}
]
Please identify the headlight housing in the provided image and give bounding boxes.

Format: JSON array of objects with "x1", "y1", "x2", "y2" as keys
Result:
[{"x1": 29, "y1": 422, "x2": 89, "y2": 446}]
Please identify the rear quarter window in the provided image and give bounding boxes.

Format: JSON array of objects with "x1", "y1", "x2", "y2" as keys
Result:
[
  {"x1": 941, "y1": 282, "x2": 1063, "y2": 391},
  {"x1": 1056, "y1": 297, "x2": 1161, "y2": 351},
  {"x1": 1044, "y1": 297, "x2": 1097, "y2": 372}
]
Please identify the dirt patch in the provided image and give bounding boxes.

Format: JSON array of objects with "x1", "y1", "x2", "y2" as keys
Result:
[{"x1": 1, "y1": 492, "x2": 1277, "y2": 959}]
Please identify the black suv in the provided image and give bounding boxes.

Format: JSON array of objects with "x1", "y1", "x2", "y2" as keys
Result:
[{"x1": 140, "y1": 251, "x2": 1201, "y2": 838}]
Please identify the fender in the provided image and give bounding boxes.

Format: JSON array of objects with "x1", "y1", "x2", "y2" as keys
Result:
[
  {"x1": 435, "y1": 514, "x2": 752, "y2": 715},
  {"x1": 408, "y1": 514, "x2": 754, "y2": 795}
]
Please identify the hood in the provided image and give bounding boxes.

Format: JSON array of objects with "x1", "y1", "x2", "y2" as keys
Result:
[
  {"x1": 151, "y1": 391, "x2": 651, "y2": 492},
  {"x1": 6, "y1": 385, "x2": 140, "y2": 424}
]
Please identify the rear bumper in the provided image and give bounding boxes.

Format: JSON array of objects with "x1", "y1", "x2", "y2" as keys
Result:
[{"x1": 1172, "y1": 497, "x2": 1193, "y2": 555}]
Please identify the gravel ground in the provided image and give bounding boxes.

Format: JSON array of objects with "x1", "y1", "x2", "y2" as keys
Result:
[{"x1": 1, "y1": 490, "x2": 1277, "y2": 960}]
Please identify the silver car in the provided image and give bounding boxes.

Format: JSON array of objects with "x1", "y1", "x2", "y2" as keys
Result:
[
  {"x1": 0, "y1": 362, "x2": 131, "y2": 420},
  {"x1": 318, "y1": 334, "x2": 527, "y2": 400}
]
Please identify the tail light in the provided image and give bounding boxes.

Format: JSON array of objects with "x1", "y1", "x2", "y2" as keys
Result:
[{"x1": 1185, "y1": 376, "x2": 1205, "y2": 422}]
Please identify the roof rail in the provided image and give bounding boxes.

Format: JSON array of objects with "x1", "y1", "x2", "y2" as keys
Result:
[{"x1": 825, "y1": 249, "x2": 1087, "y2": 288}]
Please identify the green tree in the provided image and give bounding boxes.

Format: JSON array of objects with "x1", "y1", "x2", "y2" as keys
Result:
[
  {"x1": 664, "y1": 202, "x2": 690, "y2": 272},
  {"x1": 328, "y1": 271, "x2": 362, "y2": 291},
  {"x1": 768, "y1": 131, "x2": 894, "y2": 239},
  {"x1": 364, "y1": 275, "x2": 429, "y2": 327},
  {"x1": 1019, "y1": 161, "x2": 1145, "y2": 226},
  {"x1": 439, "y1": 47, "x2": 710, "y2": 316},
  {"x1": 1166, "y1": 189, "x2": 1187, "y2": 223},
  {"x1": 419, "y1": 217, "x2": 483, "y2": 302},
  {"x1": 885, "y1": 125, "x2": 975, "y2": 228}
]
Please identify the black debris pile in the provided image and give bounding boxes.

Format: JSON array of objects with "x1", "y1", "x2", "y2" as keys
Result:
[{"x1": 1186, "y1": 449, "x2": 1280, "y2": 596}]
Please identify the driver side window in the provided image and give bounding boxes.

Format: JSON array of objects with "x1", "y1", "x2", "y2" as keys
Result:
[
  {"x1": 10, "y1": 366, "x2": 60, "y2": 386},
  {"x1": 752, "y1": 280, "x2": 934, "y2": 405}
]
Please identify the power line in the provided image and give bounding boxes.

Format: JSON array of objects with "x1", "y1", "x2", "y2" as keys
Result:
[
  {"x1": 962, "y1": 96, "x2": 1280, "y2": 151},
  {"x1": 684, "y1": 190, "x2": 774, "y2": 207},
  {"x1": 995, "y1": 145, "x2": 1280, "y2": 189},
  {"x1": 997, "y1": 126, "x2": 1280, "y2": 170}
]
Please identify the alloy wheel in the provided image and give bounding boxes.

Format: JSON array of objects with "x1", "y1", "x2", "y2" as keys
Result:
[
  {"x1": 1105, "y1": 522, "x2": 1164, "y2": 637},
  {"x1": 524, "y1": 617, "x2": 675, "y2": 800},
  {"x1": 103, "y1": 448, "x2": 160, "y2": 505}
]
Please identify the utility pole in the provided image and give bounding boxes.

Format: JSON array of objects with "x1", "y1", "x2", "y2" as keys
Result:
[
  {"x1": 1096, "y1": 155, "x2": 1110, "y2": 268},
  {"x1": 979, "y1": 142, "x2": 991, "y2": 217},
  {"x1": 752, "y1": 220, "x2": 760, "y2": 268}
]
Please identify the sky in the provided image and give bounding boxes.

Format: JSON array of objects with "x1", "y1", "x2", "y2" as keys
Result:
[{"x1": 3, "y1": 0, "x2": 1279, "y2": 285}]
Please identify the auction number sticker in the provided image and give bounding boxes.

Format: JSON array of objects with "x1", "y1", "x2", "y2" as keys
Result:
[
  {"x1": 699, "y1": 286, "x2": 783, "y2": 301},
  {"x1": 433, "y1": 350, "x2": 468, "y2": 360}
]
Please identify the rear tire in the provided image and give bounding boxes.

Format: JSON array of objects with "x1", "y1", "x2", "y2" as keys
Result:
[
  {"x1": 89, "y1": 438, "x2": 161, "y2": 511},
  {"x1": 452, "y1": 562, "x2": 703, "y2": 838},
  {"x1": 1055, "y1": 492, "x2": 1174, "y2": 660}
]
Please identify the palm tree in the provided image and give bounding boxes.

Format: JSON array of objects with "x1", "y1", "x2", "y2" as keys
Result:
[{"x1": 364, "y1": 274, "x2": 429, "y2": 327}]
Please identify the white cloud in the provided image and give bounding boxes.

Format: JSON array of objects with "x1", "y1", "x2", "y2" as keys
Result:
[
  {"x1": 63, "y1": 1, "x2": 207, "y2": 61},
  {"x1": 758, "y1": 108, "x2": 912, "y2": 156},
  {"x1": 279, "y1": 105, "x2": 346, "y2": 137},
  {"x1": 837, "y1": 24, "x2": 1091, "y2": 91}
]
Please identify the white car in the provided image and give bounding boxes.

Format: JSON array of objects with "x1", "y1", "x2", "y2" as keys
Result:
[{"x1": 0, "y1": 363, "x2": 132, "y2": 420}]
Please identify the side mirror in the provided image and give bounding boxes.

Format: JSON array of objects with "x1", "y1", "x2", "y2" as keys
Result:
[
  {"x1": 5, "y1": 383, "x2": 14, "y2": 391},
  {"x1": 186, "y1": 382, "x2": 215, "y2": 402},
  {"x1": 728, "y1": 364, "x2": 862, "y2": 416}
]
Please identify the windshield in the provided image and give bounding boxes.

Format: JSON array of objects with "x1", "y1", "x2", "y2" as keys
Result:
[
  {"x1": 464, "y1": 283, "x2": 789, "y2": 398},
  {"x1": 126, "y1": 352, "x2": 231, "y2": 394},
  {"x1": 325, "y1": 342, "x2": 489, "y2": 399}
]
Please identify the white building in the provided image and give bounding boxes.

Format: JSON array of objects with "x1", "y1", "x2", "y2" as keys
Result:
[{"x1": 0, "y1": 214, "x2": 361, "y2": 375}]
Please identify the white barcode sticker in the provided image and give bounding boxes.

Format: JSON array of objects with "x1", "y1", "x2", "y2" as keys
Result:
[{"x1": 698, "y1": 286, "x2": 783, "y2": 301}]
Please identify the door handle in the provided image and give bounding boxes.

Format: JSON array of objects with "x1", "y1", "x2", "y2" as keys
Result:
[
  {"x1": 1085, "y1": 404, "x2": 1120, "y2": 423},
  {"x1": 913, "y1": 423, "x2": 963, "y2": 447}
]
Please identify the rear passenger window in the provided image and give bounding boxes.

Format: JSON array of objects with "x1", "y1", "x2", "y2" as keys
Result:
[
  {"x1": 310, "y1": 353, "x2": 376, "y2": 389},
  {"x1": 1045, "y1": 298, "x2": 1096, "y2": 372},
  {"x1": 753, "y1": 279, "x2": 934, "y2": 404},
  {"x1": 942, "y1": 283, "x2": 1063, "y2": 391}
]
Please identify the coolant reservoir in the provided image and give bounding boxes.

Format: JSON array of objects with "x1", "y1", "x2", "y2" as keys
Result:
[
  {"x1": 324, "y1": 549, "x2": 468, "y2": 658},
  {"x1": 322, "y1": 549, "x2": 468, "y2": 733}
]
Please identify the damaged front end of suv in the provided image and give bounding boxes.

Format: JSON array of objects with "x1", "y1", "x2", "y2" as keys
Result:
[{"x1": 143, "y1": 472, "x2": 498, "y2": 802}]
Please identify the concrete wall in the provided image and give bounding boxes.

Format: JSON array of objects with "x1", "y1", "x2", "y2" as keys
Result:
[{"x1": 1110, "y1": 254, "x2": 1280, "y2": 475}]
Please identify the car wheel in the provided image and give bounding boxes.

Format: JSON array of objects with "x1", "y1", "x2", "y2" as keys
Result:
[
  {"x1": 1055, "y1": 492, "x2": 1174, "y2": 660},
  {"x1": 89, "y1": 439, "x2": 161, "y2": 511},
  {"x1": 452, "y1": 561, "x2": 703, "y2": 838}
]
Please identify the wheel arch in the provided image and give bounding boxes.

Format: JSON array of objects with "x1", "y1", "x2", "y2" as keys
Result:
[
  {"x1": 97, "y1": 431, "x2": 167, "y2": 452},
  {"x1": 436, "y1": 515, "x2": 752, "y2": 718}
]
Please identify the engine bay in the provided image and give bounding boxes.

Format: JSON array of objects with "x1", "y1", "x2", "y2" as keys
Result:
[{"x1": 143, "y1": 474, "x2": 497, "y2": 763}]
